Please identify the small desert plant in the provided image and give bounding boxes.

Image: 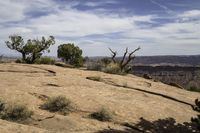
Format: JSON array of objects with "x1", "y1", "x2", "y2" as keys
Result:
[
  {"x1": 102, "y1": 63, "x2": 122, "y2": 74},
  {"x1": 86, "y1": 76, "x2": 103, "y2": 82},
  {"x1": 188, "y1": 85, "x2": 200, "y2": 93},
  {"x1": 41, "y1": 96, "x2": 74, "y2": 115},
  {"x1": 35, "y1": 57, "x2": 55, "y2": 65},
  {"x1": 192, "y1": 99, "x2": 200, "y2": 130},
  {"x1": 187, "y1": 81, "x2": 200, "y2": 93},
  {"x1": 0, "y1": 104, "x2": 33, "y2": 121},
  {"x1": 101, "y1": 58, "x2": 112, "y2": 66},
  {"x1": 86, "y1": 62, "x2": 103, "y2": 71},
  {"x1": 0, "y1": 100, "x2": 5, "y2": 112},
  {"x1": 90, "y1": 108, "x2": 113, "y2": 122},
  {"x1": 15, "y1": 59, "x2": 23, "y2": 63}
]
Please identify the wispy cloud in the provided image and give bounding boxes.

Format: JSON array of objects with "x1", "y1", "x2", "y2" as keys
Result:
[
  {"x1": 0, "y1": 0, "x2": 200, "y2": 56},
  {"x1": 150, "y1": 0, "x2": 174, "y2": 14}
]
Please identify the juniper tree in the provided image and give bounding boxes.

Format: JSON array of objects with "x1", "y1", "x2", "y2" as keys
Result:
[
  {"x1": 6, "y1": 35, "x2": 55, "y2": 64},
  {"x1": 57, "y1": 43, "x2": 83, "y2": 67}
]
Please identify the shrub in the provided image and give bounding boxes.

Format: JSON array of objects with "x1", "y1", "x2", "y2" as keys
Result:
[
  {"x1": 90, "y1": 108, "x2": 113, "y2": 122},
  {"x1": 15, "y1": 59, "x2": 23, "y2": 63},
  {"x1": 192, "y1": 99, "x2": 200, "y2": 130},
  {"x1": 0, "y1": 104, "x2": 33, "y2": 121},
  {"x1": 102, "y1": 63, "x2": 122, "y2": 74},
  {"x1": 86, "y1": 62, "x2": 103, "y2": 71},
  {"x1": 187, "y1": 82, "x2": 200, "y2": 93},
  {"x1": 188, "y1": 86, "x2": 200, "y2": 93},
  {"x1": 101, "y1": 58, "x2": 112, "y2": 66},
  {"x1": 0, "y1": 100, "x2": 5, "y2": 112},
  {"x1": 35, "y1": 57, "x2": 55, "y2": 65},
  {"x1": 41, "y1": 96, "x2": 74, "y2": 115}
]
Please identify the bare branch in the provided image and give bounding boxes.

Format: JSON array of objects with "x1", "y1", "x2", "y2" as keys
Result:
[
  {"x1": 121, "y1": 47, "x2": 140, "y2": 70},
  {"x1": 129, "y1": 47, "x2": 141, "y2": 56},
  {"x1": 108, "y1": 48, "x2": 117, "y2": 63},
  {"x1": 120, "y1": 47, "x2": 128, "y2": 66}
]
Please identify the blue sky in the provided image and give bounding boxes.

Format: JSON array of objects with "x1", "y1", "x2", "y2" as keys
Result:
[{"x1": 0, "y1": 0, "x2": 200, "y2": 56}]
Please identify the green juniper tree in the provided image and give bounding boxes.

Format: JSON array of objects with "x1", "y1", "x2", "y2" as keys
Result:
[
  {"x1": 6, "y1": 35, "x2": 55, "y2": 64},
  {"x1": 57, "y1": 43, "x2": 83, "y2": 67}
]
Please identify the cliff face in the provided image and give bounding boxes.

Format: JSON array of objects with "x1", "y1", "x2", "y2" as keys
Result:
[{"x1": 132, "y1": 65, "x2": 200, "y2": 89}]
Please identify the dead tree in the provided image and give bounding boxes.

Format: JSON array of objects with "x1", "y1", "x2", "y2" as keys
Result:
[
  {"x1": 109, "y1": 47, "x2": 140, "y2": 71},
  {"x1": 108, "y1": 48, "x2": 117, "y2": 63}
]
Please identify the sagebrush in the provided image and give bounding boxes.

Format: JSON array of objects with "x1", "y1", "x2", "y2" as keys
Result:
[
  {"x1": 41, "y1": 96, "x2": 74, "y2": 115},
  {"x1": 90, "y1": 108, "x2": 113, "y2": 122}
]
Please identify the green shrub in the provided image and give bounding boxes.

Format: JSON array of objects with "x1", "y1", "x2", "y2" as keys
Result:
[
  {"x1": 15, "y1": 59, "x2": 23, "y2": 63},
  {"x1": 192, "y1": 99, "x2": 200, "y2": 130},
  {"x1": 0, "y1": 104, "x2": 33, "y2": 121},
  {"x1": 35, "y1": 57, "x2": 55, "y2": 65},
  {"x1": 102, "y1": 63, "x2": 122, "y2": 74},
  {"x1": 86, "y1": 62, "x2": 103, "y2": 71},
  {"x1": 187, "y1": 82, "x2": 200, "y2": 93},
  {"x1": 90, "y1": 108, "x2": 113, "y2": 122},
  {"x1": 100, "y1": 58, "x2": 112, "y2": 66},
  {"x1": 41, "y1": 96, "x2": 74, "y2": 115},
  {"x1": 188, "y1": 86, "x2": 200, "y2": 93},
  {"x1": 0, "y1": 100, "x2": 5, "y2": 112}
]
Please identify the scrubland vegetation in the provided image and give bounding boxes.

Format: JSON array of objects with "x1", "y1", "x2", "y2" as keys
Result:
[
  {"x1": 0, "y1": 100, "x2": 33, "y2": 122},
  {"x1": 90, "y1": 107, "x2": 113, "y2": 122},
  {"x1": 40, "y1": 95, "x2": 74, "y2": 115}
]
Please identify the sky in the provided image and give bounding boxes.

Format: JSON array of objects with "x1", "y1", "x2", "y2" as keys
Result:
[{"x1": 0, "y1": 0, "x2": 200, "y2": 57}]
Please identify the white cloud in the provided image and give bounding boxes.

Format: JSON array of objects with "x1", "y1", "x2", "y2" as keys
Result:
[
  {"x1": 0, "y1": 0, "x2": 26, "y2": 23},
  {"x1": 179, "y1": 10, "x2": 200, "y2": 18},
  {"x1": 0, "y1": 0, "x2": 200, "y2": 56},
  {"x1": 177, "y1": 10, "x2": 200, "y2": 22},
  {"x1": 84, "y1": 0, "x2": 118, "y2": 7}
]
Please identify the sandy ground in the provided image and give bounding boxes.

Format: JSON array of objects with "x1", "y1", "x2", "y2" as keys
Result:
[{"x1": 0, "y1": 63, "x2": 199, "y2": 132}]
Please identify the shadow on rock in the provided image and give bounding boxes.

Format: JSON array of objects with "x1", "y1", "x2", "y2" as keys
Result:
[{"x1": 96, "y1": 117, "x2": 199, "y2": 133}]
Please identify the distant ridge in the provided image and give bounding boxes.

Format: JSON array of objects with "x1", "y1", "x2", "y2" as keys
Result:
[
  {"x1": 132, "y1": 55, "x2": 200, "y2": 66},
  {"x1": 89, "y1": 55, "x2": 200, "y2": 66}
]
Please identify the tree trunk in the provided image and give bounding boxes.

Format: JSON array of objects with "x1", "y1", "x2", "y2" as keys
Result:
[
  {"x1": 22, "y1": 52, "x2": 26, "y2": 61},
  {"x1": 31, "y1": 53, "x2": 36, "y2": 64}
]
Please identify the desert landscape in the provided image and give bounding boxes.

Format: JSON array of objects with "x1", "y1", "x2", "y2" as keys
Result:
[
  {"x1": 1, "y1": 0, "x2": 200, "y2": 133},
  {"x1": 0, "y1": 63, "x2": 199, "y2": 132}
]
